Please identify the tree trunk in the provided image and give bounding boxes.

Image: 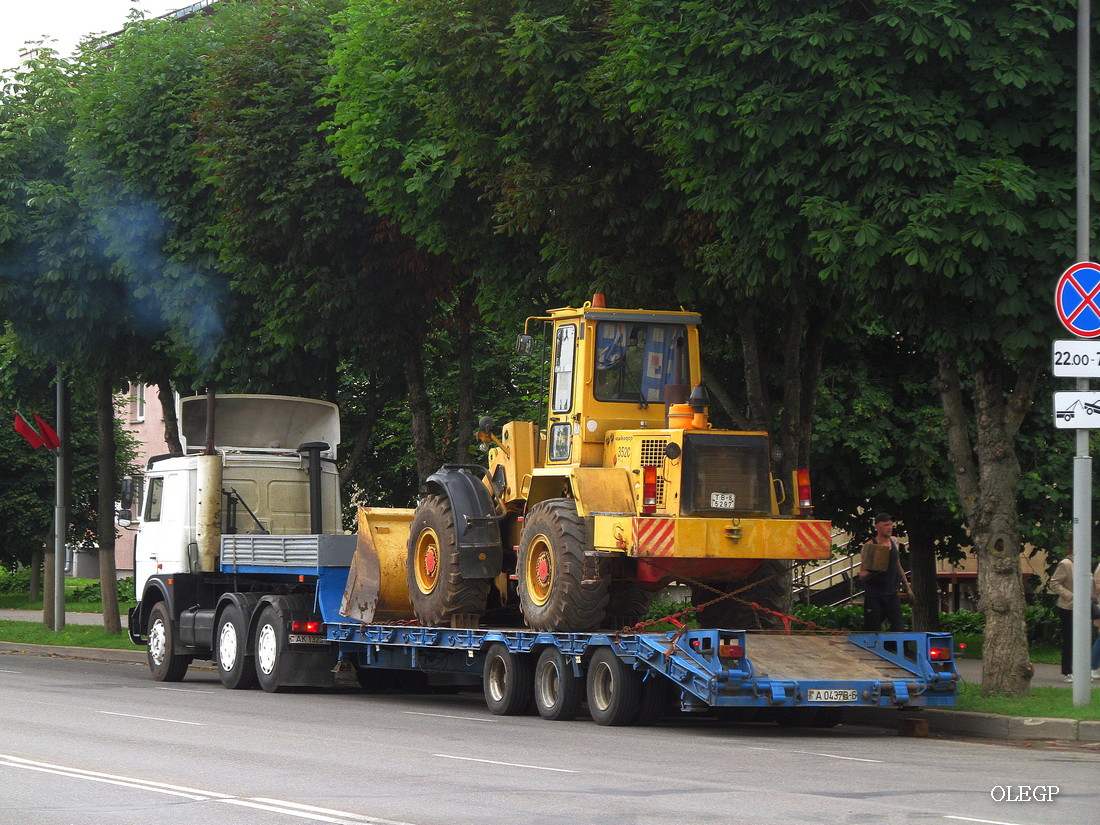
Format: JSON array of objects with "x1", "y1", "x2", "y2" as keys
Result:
[
  {"x1": 97, "y1": 376, "x2": 121, "y2": 634},
  {"x1": 937, "y1": 353, "x2": 1036, "y2": 696},
  {"x1": 29, "y1": 547, "x2": 41, "y2": 602},
  {"x1": 454, "y1": 286, "x2": 476, "y2": 463},
  {"x1": 404, "y1": 342, "x2": 439, "y2": 485},
  {"x1": 156, "y1": 378, "x2": 182, "y2": 454},
  {"x1": 905, "y1": 516, "x2": 940, "y2": 632}
]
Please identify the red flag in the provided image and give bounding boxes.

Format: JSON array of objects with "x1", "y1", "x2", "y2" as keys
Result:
[
  {"x1": 13, "y1": 412, "x2": 45, "y2": 449},
  {"x1": 33, "y1": 413, "x2": 60, "y2": 450}
]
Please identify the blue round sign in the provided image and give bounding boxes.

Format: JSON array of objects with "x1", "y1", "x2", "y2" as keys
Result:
[{"x1": 1056, "y1": 262, "x2": 1100, "y2": 338}]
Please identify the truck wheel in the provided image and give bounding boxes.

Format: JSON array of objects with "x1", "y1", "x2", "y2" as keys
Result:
[
  {"x1": 147, "y1": 601, "x2": 191, "y2": 682},
  {"x1": 216, "y1": 604, "x2": 257, "y2": 690},
  {"x1": 586, "y1": 647, "x2": 642, "y2": 726},
  {"x1": 691, "y1": 560, "x2": 792, "y2": 630},
  {"x1": 517, "y1": 499, "x2": 609, "y2": 632},
  {"x1": 407, "y1": 494, "x2": 490, "y2": 626},
  {"x1": 482, "y1": 642, "x2": 533, "y2": 716},
  {"x1": 254, "y1": 606, "x2": 291, "y2": 693},
  {"x1": 533, "y1": 647, "x2": 583, "y2": 721},
  {"x1": 634, "y1": 673, "x2": 667, "y2": 727}
]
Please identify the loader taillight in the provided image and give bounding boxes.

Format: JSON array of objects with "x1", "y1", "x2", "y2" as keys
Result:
[
  {"x1": 291, "y1": 620, "x2": 322, "y2": 634},
  {"x1": 642, "y1": 465, "x2": 658, "y2": 514},
  {"x1": 796, "y1": 468, "x2": 812, "y2": 513}
]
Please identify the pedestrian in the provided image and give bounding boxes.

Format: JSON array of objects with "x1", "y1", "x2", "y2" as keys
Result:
[
  {"x1": 1048, "y1": 546, "x2": 1075, "y2": 682},
  {"x1": 1092, "y1": 561, "x2": 1100, "y2": 681},
  {"x1": 858, "y1": 513, "x2": 911, "y2": 632}
]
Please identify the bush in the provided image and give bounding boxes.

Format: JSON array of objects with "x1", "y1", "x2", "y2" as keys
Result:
[
  {"x1": 641, "y1": 595, "x2": 700, "y2": 630},
  {"x1": 69, "y1": 577, "x2": 136, "y2": 605},
  {"x1": 0, "y1": 569, "x2": 31, "y2": 594}
]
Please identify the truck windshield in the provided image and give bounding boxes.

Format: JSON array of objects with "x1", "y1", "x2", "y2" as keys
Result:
[{"x1": 593, "y1": 322, "x2": 689, "y2": 404}]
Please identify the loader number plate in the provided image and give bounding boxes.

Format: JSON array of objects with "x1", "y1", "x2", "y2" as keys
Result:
[
  {"x1": 807, "y1": 689, "x2": 858, "y2": 702},
  {"x1": 289, "y1": 634, "x2": 328, "y2": 646},
  {"x1": 711, "y1": 492, "x2": 736, "y2": 509}
]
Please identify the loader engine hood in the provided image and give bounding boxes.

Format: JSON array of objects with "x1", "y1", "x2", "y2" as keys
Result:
[{"x1": 179, "y1": 394, "x2": 340, "y2": 459}]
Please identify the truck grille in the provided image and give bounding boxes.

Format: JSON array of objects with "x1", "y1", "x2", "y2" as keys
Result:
[
  {"x1": 681, "y1": 433, "x2": 771, "y2": 516},
  {"x1": 640, "y1": 438, "x2": 668, "y2": 507}
]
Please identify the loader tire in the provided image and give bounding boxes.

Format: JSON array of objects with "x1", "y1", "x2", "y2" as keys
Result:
[
  {"x1": 691, "y1": 560, "x2": 792, "y2": 630},
  {"x1": 517, "y1": 499, "x2": 609, "y2": 632},
  {"x1": 407, "y1": 494, "x2": 490, "y2": 626}
]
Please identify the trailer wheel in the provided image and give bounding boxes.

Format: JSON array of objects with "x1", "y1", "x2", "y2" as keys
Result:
[
  {"x1": 517, "y1": 499, "x2": 609, "y2": 632},
  {"x1": 533, "y1": 647, "x2": 583, "y2": 721},
  {"x1": 254, "y1": 606, "x2": 291, "y2": 693},
  {"x1": 691, "y1": 560, "x2": 792, "y2": 630},
  {"x1": 215, "y1": 604, "x2": 257, "y2": 690},
  {"x1": 634, "y1": 673, "x2": 668, "y2": 727},
  {"x1": 407, "y1": 494, "x2": 490, "y2": 626},
  {"x1": 586, "y1": 647, "x2": 642, "y2": 726},
  {"x1": 482, "y1": 642, "x2": 533, "y2": 716},
  {"x1": 147, "y1": 601, "x2": 190, "y2": 682}
]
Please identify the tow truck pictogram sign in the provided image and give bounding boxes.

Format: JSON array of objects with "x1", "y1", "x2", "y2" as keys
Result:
[{"x1": 1053, "y1": 392, "x2": 1100, "y2": 429}]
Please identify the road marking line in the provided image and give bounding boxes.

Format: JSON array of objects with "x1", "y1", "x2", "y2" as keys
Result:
[
  {"x1": 403, "y1": 711, "x2": 493, "y2": 722},
  {"x1": 155, "y1": 686, "x2": 216, "y2": 693},
  {"x1": 945, "y1": 817, "x2": 1026, "y2": 825},
  {"x1": 434, "y1": 754, "x2": 579, "y2": 773},
  {"x1": 745, "y1": 746, "x2": 882, "y2": 763},
  {"x1": 789, "y1": 750, "x2": 883, "y2": 763},
  {"x1": 0, "y1": 669, "x2": 21, "y2": 673},
  {"x1": 240, "y1": 798, "x2": 417, "y2": 825},
  {"x1": 98, "y1": 710, "x2": 206, "y2": 726},
  {"x1": 0, "y1": 753, "x2": 417, "y2": 825}
]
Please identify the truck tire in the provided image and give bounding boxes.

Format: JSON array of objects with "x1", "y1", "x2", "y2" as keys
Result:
[
  {"x1": 586, "y1": 647, "x2": 643, "y2": 726},
  {"x1": 147, "y1": 601, "x2": 191, "y2": 682},
  {"x1": 634, "y1": 673, "x2": 667, "y2": 727},
  {"x1": 254, "y1": 605, "x2": 291, "y2": 693},
  {"x1": 482, "y1": 642, "x2": 533, "y2": 716},
  {"x1": 533, "y1": 647, "x2": 583, "y2": 721},
  {"x1": 216, "y1": 604, "x2": 257, "y2": 690},
  {"x1": 407, "y1": 494, "x2": 490, "y2": 626},
  {"x1": 517, "y1": 499, "x2": 609, "y2": 632},
  {"x1": 691, "y1": 560, "x2": 792, "y2": 630}
]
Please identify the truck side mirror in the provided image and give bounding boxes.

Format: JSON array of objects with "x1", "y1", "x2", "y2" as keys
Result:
[
  {"x1": 515, "y1": 334, "x2": 535, "y2": 356},
  {"x1": 120, "y1": 475, "x2": 134, "y2": 510},
  {"x1": 116, "y1": 509, "x2": 133, "y2": 527}
]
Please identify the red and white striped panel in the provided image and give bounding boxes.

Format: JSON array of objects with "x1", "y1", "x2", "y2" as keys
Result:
[
  {"x1": 797, "y1": 521, "x2": 833, "y2": 558},
  {"x1": 634, "y1": 518, "x2": 675, "y2": 557}
]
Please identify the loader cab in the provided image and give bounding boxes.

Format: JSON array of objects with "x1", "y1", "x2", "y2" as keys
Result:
[{"x1": 540, "y1": 302, "x2": 702, "y2": 467}]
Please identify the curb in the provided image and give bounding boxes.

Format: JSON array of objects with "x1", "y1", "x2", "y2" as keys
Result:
[
  {"x1": 845, "y1": 706, "x2": 1100, "y2": 743},
  {"x1": 0, "y1": 640, "x2": 148, "y2": 665}
]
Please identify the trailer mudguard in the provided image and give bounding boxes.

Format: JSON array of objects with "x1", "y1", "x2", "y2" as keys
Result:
[{"x1": 424, "y1": 465, "x2": 504, "y2": 579}]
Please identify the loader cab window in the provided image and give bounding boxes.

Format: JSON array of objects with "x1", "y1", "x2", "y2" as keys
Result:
[
  {"x1": 551, "y1": 324, "x2": 577, "y2": 413},
  {"x1": 144, "y1": 477, "x2": 164, "y2": 522},
  {"x1": 594, "y1": 322, "x2": 689, "y2": 404}
]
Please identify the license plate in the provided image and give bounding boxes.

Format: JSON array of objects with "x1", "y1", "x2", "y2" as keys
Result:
[
  {"x1": 807, "y1": 689, "x2": 858, "y2": 703},
  {"x1": 288, "y1": 634, "x2": 328, "y2": 646},
  {"x1": 711, "y1": 492, "x2": 736, "y2": 509}
]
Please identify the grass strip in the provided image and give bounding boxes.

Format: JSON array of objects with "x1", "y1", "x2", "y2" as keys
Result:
[
  {"x1": 0, "y1": 621, "x2": 136, "y2": 650},
  {"x1": 951, "y1": 682, "x2": 1099, "y2": 721}
]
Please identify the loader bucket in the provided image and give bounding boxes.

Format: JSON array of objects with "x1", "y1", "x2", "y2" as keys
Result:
[{"x1": 339, "y1": 507, "x2": 416, "y2": 622}]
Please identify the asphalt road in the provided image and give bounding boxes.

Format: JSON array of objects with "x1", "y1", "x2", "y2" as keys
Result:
[{"x1": 1, "y1": 651, "x2": 1097, "y2": 825}]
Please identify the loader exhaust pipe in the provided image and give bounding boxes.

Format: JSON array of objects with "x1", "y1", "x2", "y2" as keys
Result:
[{"x1": 297, "y1": 441, "x2": 329, "y2": 534}]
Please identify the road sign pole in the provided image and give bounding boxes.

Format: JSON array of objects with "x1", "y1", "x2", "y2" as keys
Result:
[{"x1": 1071, "y1": 0, "x2": 1092, "y2": 708}]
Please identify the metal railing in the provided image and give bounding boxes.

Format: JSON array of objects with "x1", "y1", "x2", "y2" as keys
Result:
[{"x1": 793, "y1": 551, "x2": 864, "y2": 607}]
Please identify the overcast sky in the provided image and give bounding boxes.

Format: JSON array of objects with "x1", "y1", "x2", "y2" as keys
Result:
[{"x1": 2, "y1": 1, "x2": 192, "y2": 74}]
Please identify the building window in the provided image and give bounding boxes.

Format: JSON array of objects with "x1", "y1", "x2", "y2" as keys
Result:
[{"x1": 131, "y1": 384, "x2": 146, "y2": 423}]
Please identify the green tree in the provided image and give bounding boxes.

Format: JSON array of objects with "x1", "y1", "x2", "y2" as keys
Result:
[{"x1": 606, "y1": 0, "x2": 1085, "y2": 694}]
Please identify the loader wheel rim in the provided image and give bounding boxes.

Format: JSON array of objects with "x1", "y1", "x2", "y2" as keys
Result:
[
  {"x1": 414, "y1": 527, "x2": 440, "y2": 595},
  {"x1": 525, "y1": 535, "x2": 554, "y2": 607}
]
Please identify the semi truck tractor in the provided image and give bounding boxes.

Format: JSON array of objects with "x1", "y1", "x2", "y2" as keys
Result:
[{"x1": 124, "y1": 386, "x2": 958, "y2": 725}]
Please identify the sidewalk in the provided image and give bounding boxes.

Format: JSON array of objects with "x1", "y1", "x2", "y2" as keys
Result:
[{"x1": 0, "y1": 611, "x2": 1096, "y2": 742}]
